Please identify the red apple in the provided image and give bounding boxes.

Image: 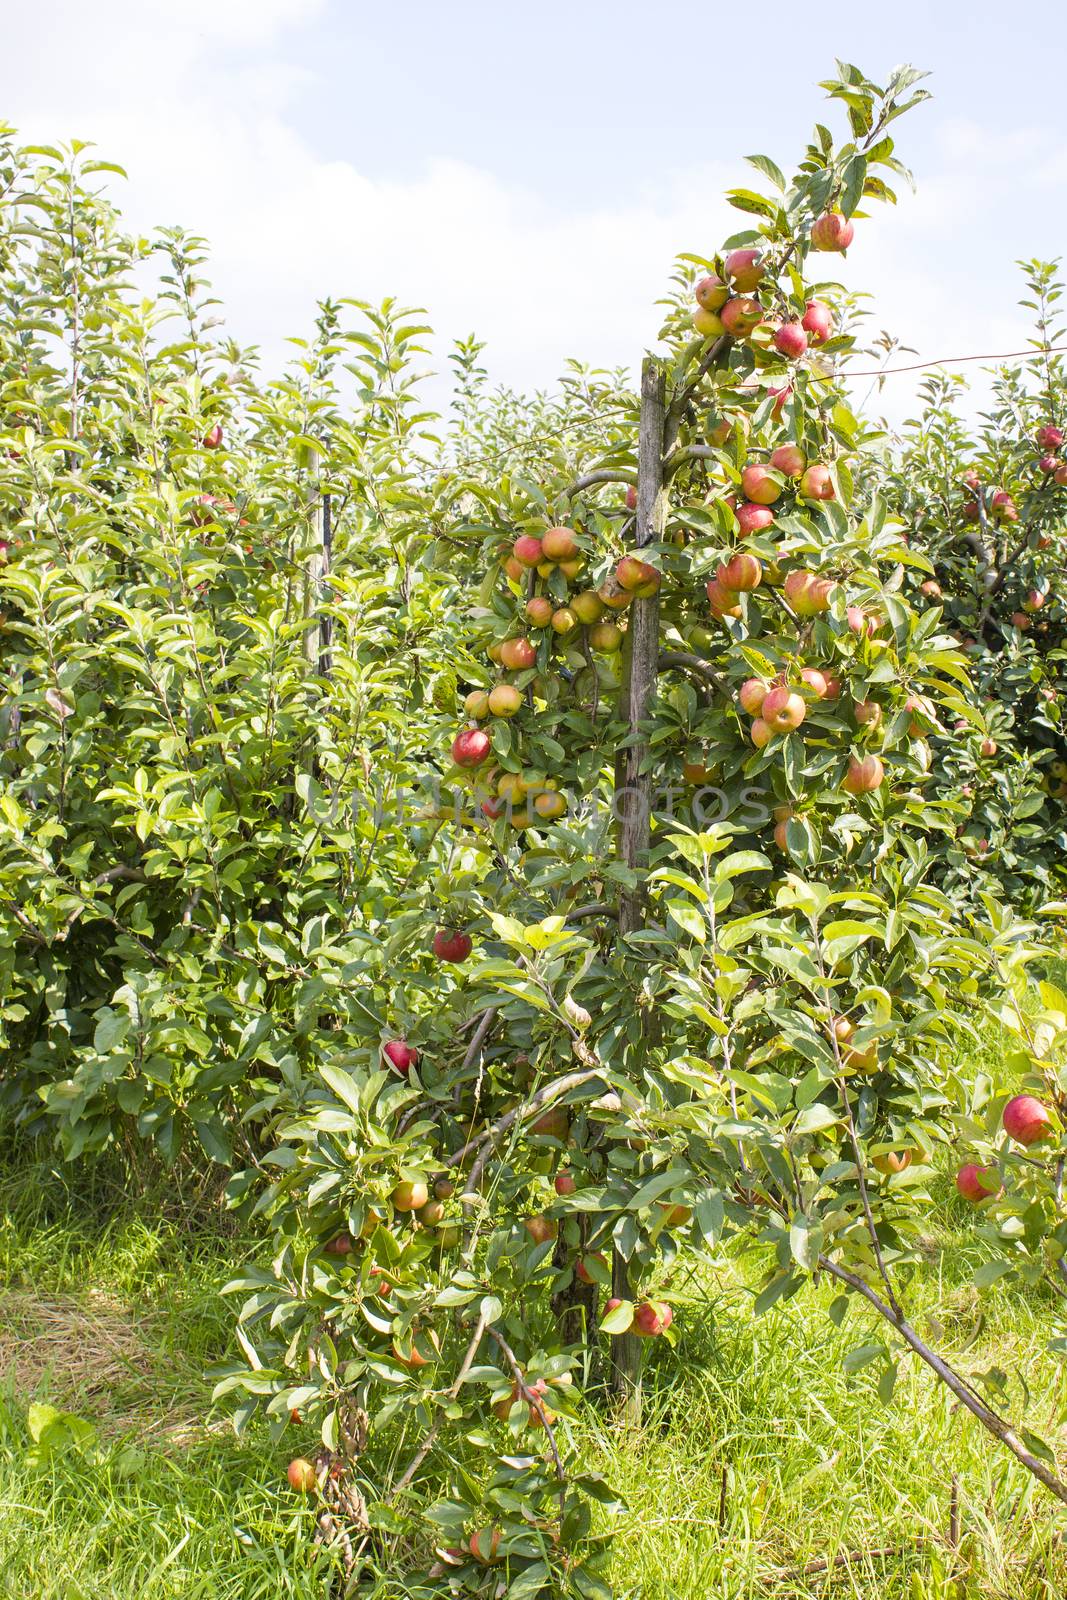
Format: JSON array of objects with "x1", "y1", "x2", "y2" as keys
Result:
[
  {"x1": 616, "y1": 556, "x2": 660, "y2": 595},
  {"x1": 956, "y1": 1163, "x2": 1001, "y2": 1203},
  {"x1": 750, "y1": 717, "x2": 773, "y2": 749},
  {"x1": 721, "y1": 296, "x2": 763, "y2": 337},
  {"x1": 770, "y1": 444, "x2": 806, "y2": 478},
  {"x1": 1036, "y1": 425, "x2": 1064, "y2": 451},
  {"x1": 433, "y1": 928, "x2": 472, "y2": 963},
  {"x1": 513, "y1": 535, "x2": 543, "y2": 567},
  {"x1": 799, "y1": 463, "x2": 835, "y2": 501},
  {"x1": 801, "y1": 300, "x2": 833, "y2": 345},
  {"x1": 762, "y1": 685, "x2": 806, "y2": 733},
  {"x1": 324, "y1": 1232, "x2": 353, "y2": 1255},
  {"x1": 783, "y1": 569, "x2": 832, "y2": 616},
  {"x1": 706, "y1": 577, "x2": 742, "y2": 619},
  {"x1": 287, "y1": 1457, "x2": 317, "y2": 1492},
  {"x1": 773, "y1": 321, "x2": 808, "y2": 359},
  {"x1": 695, "y1": 273, "x2": 729, "y2": 311},
  {"x1": 633, "y1": 1300, "x2": 673, "y2": 1337},
  {"x1": 718, "y1": 552, "x2": 762, "y2": 591},
  {"x1": 542, "y1": 526, "x2": 579, "y2": 562},
  {"x1": 853, "y1": 699, "x2": 882, "y2": 729},
  {"x1": 525, "y1": 596, "x2": 554, "y2": 627},
  {"x1": 1002, "y1": 1094, "x2": 1053, "y2": 1146},
  {"x1": 523, "y1": 1215, "x2": 558, "y2": 1246},
  {"x1": 736, "y1": 501, "x2": 775, "y2": 537},
  {"x1": 384, "y1": 1039, "x2": 418, "y2": 1074},
  {"x1": 741, "y1": 463, "x2": 782, "y2": 505},
  {"x1": 202, "y1": 422, "x2": 223, "y2": 449},
  {"x1": 554, "y1": 1170, "x2": 577, "y2": 1196},
  {"x1": 452, "y1": 728, "x2": 491, "y2": 768},
  {"x1": 799, "y1": 667, "x2": 829, "y2": 698},
  {"x1": 469, "y1": 1528, "x2": 503, "y2": 1565},
  {"x1": 739, "y1": 677, "x2": 769, "y2": 715},
  {"x1": 392, "y1": 1180, "x2": 429, "y2": 1212},
  {"x1": 499, "y1": 637, "x2": 537, "y2": 670},
  {"x1": 724, "y1": 248, "x2": 765, "y2": 291},
  {"x1": 842, "y1": 753, "x2": 885, "y2": 795},
  {"x1": 810, "y1": 211, "x2": 854, "y2": 252}
]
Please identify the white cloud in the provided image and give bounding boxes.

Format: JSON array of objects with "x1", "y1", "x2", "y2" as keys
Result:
[{"x1": 3, "y1": 1, "x2": 1064, "y2": 435}]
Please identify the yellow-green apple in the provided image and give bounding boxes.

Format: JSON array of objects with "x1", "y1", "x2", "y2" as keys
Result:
[
  {"x1": 695, "y1": 273, "x2": 729, "y2": 310},
  {"x1": 488, "y1": 684, "x2": 523, "y2": 718},
  {"x1": 542, "y1": 526, "x2": 579, "y2": 562}
]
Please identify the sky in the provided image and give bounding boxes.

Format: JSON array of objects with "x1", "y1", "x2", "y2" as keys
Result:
[{"x1": 2, "y1": 0, "x2": 1065, "y2": 430}]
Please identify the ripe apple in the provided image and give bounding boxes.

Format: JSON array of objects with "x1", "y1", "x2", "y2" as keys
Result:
[
  {"x1": 873, "y1": 1149, "x2": 913, "y2": 1175},
  {"x1": 741, "y1": 464, "x2": 782, "y2": 505},
  {"x1": 956, "y1": 1163, "x2": 1001, "y2": 1202},
  {"x1": 572, "y1": 591, "x2": 605, "y2": 624},
  {"x1": 384, "y1": 1039, "x2": 418, "y2": 1074},
  {"x1": 784, "y1": 569, "x2": 832, "y2": 616},
  {"x1": 513, "y1": 535, "x2": 543, "y2": 567},
  {"x1": 1002, "y1": 1094, "x2": 1053, "y2": 1146},
  {"x1": 554, "y1": 1169, "x2": 577, "y2": 1196},
  {"x1": 633, "y1": 1300, "x2": 673, "y2": 1337},
  {"x1": 603, "y1": 1297, "x2": 623, "y2": 1318},
  {"x1": 1055, "y1": 464, "x2": 1067, "y2": 487},
  {"x1": 773, "y1": 819, "x2": 790, "y2": 850},
  {"x1": 659, "y1": 1203, "x2": 692, "y2": 1228},
  {"x1": 616, "y1": 556, "x2": 661, "y2": 595},
  {"x1": 452, "y1": 728, "x2": 491, "y2": 768},
  {"x1": 558, "y1": 556, "x2": 583, "y2": 578},
  {"x1": 576, "y1": 1251, "x2": 608, "y2": 1284},
  {"x1": 499, "y1": 637, "x2": 537, "y2": 670},
  {"x1": 287, "y1": 1457, "x2": 317, "y2": 1492},
  {"x1": 799, "y1": 463, "x2": 835, "y2": 501},
  {"x1": 853, "y1": 699, "x2": 882, "y2": 729},
  {"x1": 801, "y1": 300, "x2": 833, "y2": 344},
  {"x1": 324, "y1": 1232, "x2": 353, "y2": 1255},
  {"x1": 810, "y1": 211, "x2": 854, "y2": 251},
  {"x1": 706, "y1": 577, "x2": 742, "y2": 618},
  {"x1": 721, "y1": 296, "x2": 763, "y2": 337},
  {"x1": 503, "y1": 556, "x2": 524, "y2": 582},
  {"x1": 531, "y1": 1104, "x2": 571, "y2": 1139},
  {"x1": 718, "y1": 552, "x2": 762, "y2": 591},
  {"x1": 695, "y1": 273, "x2": 729, "y2": 310},
  {"x1": 724, "y1": 248, "x2": 765, "y2": 291},
  {"x1": 750, "y1": 717, "x2": 773, "y2": 749},
  {"x1": 533, "y1": 790, "x2": 567, "y2": 820},
  {"x1": 464, "y1": 689, "x2": 490, "y2": 719},
  {"x1": 1022, "y1": 589, "x2": 1045, "y2": 612},
  {"x1": 842, "y1": 753, "x2": 885, "y2": 794},
  {"x1": 542, "y1": 526, "x2": 579, "y2": 562},
  {"x1": 525, "y1": 596, "x2": 554, "y2": 627},
  {"x1": 979, "y1": 736, "x2": 997, "y2": 757},
  {"x1": 523, "y1": 1215, "x2": 558, "y2": 1246},
  {"x1": 693, "y1": 306, "x2": 726, "y2": 338},
  {"x1": 551, "y1": 606, "x2": 577, "y2": 634},
  {"x1": 589, "y1": 620, "x2": 623, "y2": 652},
  {"x1": 762, "y1": 685, "x2": 806, "y2": 733},
  {"x1": 770, "y1": 444, "x2": 806, "y2": 477},
  {"x1": 768, "y1": 383, "x2": 792, "y2": 418},
  {"x1": 739, "y1": 677, "x2": 769, "y2": 716},
  {"x1": 393, "y1": 1180, "x2": 429, "y2": 1212},
  {"x1": 736, "y1": 501, "x2": 775, "y2": 537},
  {"x1": 1011, "y1": 611, "x2": 1031, "y2": 630},
  {"x1": 707, "y1": 413, "x2": 733, "y2": 446},
  {"x1": 202, "y1": 422, "x2": 223, "y2": 449},
  {"x1": 799, "y1": 667, "x2": 829, "y2": 698},
  {"x1": 920, "y1": 579, "x2": 942, "y2": 599},
  {"x1": 990, "y1": 489, "x2": 1017, "y2": 522},
  {"x1": 1036, "y1": 425, "x2": 1064, "y2": 451},
  {"x1": 488, "y1": 684, "x2": 523, "y2": 718},
  {"x1": 597, "y1": 580, "x2": 634, "y2": 611},
  {"x1": 773, "y1": 321, "x2": 808, "y2": 359},
  {"x1": 469, "y1": 1528, "x2": 503, "y2": 1564},
  {"x1": 1038, "y1": 454, "x2": 1058, "y2": 474},
  {"x1": 433, "y1": 928, "x2": 472, "y2": 963}
]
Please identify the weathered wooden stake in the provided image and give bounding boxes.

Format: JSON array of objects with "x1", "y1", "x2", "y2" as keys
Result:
[{"x1": 609, "y1": 356, "x2": 670, "y2": 1419}]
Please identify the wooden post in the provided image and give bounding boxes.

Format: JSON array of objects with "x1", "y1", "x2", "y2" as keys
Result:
[{"x1": 608, "y1": 356, "x2": 669, "y2": 1419}]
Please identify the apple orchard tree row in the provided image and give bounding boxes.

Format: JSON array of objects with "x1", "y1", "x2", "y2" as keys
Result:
[{"x1": 2, "y1": 67, "x2": 1067, "y2": 1597}]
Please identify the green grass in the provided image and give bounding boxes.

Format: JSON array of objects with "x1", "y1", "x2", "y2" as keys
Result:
[{"x1": 2, "y1": 1130, "x2": 1067, "y2": 1598}]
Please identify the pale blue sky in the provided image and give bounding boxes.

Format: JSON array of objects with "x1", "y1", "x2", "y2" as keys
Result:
[{"x1": 3, "y1": 1, "x2": 1065, "y2": 425}]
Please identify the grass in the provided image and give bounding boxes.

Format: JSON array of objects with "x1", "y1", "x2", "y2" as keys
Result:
[{"x1": 2, "y1": 1128, "x2": 1067, "y2": 1598}]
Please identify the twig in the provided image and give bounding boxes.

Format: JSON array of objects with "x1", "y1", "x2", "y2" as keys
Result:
[
  {"x1": 819, "y1": 1256, "x2": 1067, "y2": 1507},
  {"x1": 447, "y1": 1068, "x2": 605, "y2": 1171},
  {"x1": 488, "y1": 1325, "x2": 567, "y2": 1523},
  {"x1": 391, "y1": 1311, "x2": 489, "y2": 1495}
]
